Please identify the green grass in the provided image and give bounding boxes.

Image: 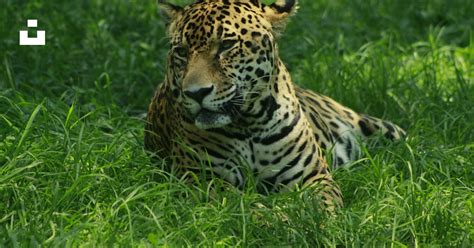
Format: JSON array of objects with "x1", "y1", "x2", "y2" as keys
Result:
[{"x1": 1, "y1": 0, "x2": 473, "y2": 246}]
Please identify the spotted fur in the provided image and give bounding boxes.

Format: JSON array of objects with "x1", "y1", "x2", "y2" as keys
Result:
[{"x1": 145, "y1": 0, "x2": 405, "y2": 209}]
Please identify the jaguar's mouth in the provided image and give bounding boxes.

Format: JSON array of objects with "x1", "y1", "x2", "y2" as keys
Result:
[
  {"x1": 188, "y1": 92, "x2": 243, "y2": 130},
  {"x1": 194, "y1": 109, "x2": 232, "y2": 130}
]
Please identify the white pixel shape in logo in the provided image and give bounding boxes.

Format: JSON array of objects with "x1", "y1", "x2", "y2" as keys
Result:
[{"x1": 19, "y1": 19, "x2": 45, "y2": 46}]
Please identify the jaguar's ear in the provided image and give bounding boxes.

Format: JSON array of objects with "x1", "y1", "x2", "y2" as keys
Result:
[
  {"x1": 263, "y1": 0, "x2": 298, "y2": 34},
  {"x1": 157, "y1": 0, "x2": 184, "y2": 34},
  {"x1": 158, "y1": 0, "x2": 183, "y2": 21}
]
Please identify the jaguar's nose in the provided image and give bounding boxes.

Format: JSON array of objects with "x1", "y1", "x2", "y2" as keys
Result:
[{"x1": 184, "y1": 85, "x2": 214, "y2": 103}]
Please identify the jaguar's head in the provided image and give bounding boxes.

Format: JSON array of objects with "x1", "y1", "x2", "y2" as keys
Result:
[{"x1": 159, "y1": 0, "x2": 297, "y2": 129}]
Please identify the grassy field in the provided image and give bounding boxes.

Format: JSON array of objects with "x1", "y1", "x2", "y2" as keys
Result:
[{"x1": 1, "y1": 0, "x2": 473, "y2": 246}]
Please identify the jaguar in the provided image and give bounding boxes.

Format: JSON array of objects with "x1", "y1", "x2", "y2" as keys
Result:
[{"x1": 145, "y1": 0, "x2": 405, "y2": 209}]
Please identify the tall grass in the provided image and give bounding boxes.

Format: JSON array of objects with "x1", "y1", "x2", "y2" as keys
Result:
[{"x1": 0, "y1": 0, "x2": 472, "y2": 246}]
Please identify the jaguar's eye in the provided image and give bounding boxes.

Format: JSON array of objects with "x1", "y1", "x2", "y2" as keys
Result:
[
  {"x1": 174, "y1": 46, "x2": 188, "y2": 58},
  {"x1": 218, "y1": 40, "x2": 238, "y2": 54}
]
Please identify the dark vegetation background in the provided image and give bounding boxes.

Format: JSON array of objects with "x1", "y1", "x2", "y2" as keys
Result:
[{"x1": 0, "y1": 0, "x2": 473, "y2": 246}]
